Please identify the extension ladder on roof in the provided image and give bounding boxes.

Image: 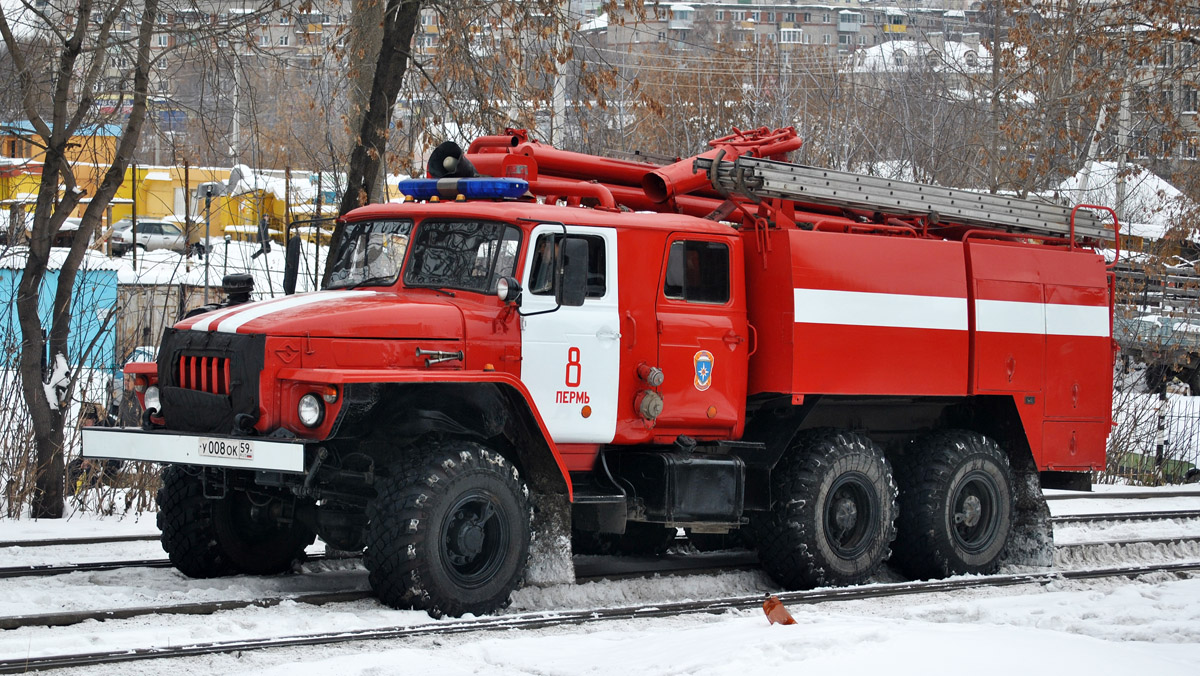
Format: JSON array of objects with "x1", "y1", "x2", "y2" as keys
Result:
[{"x1": 695, "y1": 155, "x2": 1113, "y2": 242}]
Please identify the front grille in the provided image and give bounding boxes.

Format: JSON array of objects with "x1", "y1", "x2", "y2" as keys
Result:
[
  {"x1": 159, "y1": 329, "x2": 264, "y2": 433},
  {"x1": 177, "y1": 354, "x2": 231, "y2": 395}
]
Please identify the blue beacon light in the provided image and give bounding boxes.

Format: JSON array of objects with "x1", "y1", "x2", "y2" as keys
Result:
[{"x1": 398, "y1": 178, "x2": 529, "y2": 200}]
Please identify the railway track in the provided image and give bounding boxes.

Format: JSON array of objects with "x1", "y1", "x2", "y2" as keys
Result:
[
  {"x1": 2, "y1": 560, "x2": 1196, "y2": 674},
  {"x1": 5, "y1": 507, "x2": 1197, "y2": 579},
  {"x1": 0, "y1": 529, "x2": 1194, "y2": 632}
]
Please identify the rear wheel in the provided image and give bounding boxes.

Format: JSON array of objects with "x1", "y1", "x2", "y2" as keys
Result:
[
  {"x1": 892, "y1": 430, "x2": 1014, "y2": 579},
  {"x1": 752, "y1": 429, "x2": 897, "y2": 588},
  {"x1": 364, "y1": 441, "x2": 530, "y2": 618}
]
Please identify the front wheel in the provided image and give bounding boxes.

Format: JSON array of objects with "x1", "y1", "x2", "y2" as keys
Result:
[
  {"x1": 892, "y1": 430, "x2": 1014, "y2": 579},
  {"x1": 752, "y1": 429, "x2": 897, "y2": 588},
  {"x1": 364, "y1": 441, "x2": 530, "y2": 618},
  {"x1": 157, "y1": 466, "x2": 314, "y2": 577}
]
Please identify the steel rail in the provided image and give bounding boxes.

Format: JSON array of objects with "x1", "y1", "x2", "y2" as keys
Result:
[
  {"x1": 1057, "y1": 535, "x2": 1200, "y2": 549},
  {"x1": 1050, "y1": 509, "x2": 1200, "y2": 524},
  {"x1": 1044, "y1": 490, "x2": 1200, "y2": 501},
  {"x1": 0, "y1": 553, "x2": 336, "y2": 580},
  {"x1": 2, "y1": 561, "x2": 1196, "y2": 674},
  {"x1": 0, "y1": 533, "x2": 157, "y2": 548}
]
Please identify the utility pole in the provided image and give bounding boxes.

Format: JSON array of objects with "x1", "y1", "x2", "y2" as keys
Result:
[{"x1": 131, "y1": 162, "x2": 139, "y2": 269}]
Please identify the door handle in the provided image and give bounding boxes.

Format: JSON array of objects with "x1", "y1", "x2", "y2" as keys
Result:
[
  {"x1": 723, "y1": 330, "x2": 745, "y2": 350},
  {"x1": 597, "y1": 328, "x2": 621, "y2": 342}
]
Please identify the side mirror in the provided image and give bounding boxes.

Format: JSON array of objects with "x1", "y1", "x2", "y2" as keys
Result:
[
  {"x1": 283, "y1": 235, "x2": 301, "y2": 295},
  {"x1": 496, "y1": 276, "x2": 522, "y2": 304},
  {"x1": 555, "y1": 237, "x2": 588, "y2": 307}
]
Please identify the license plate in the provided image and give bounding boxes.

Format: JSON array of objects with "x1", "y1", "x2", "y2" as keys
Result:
[{"x1": 196, "y1": 437, "x2": 255, "y2": 461}]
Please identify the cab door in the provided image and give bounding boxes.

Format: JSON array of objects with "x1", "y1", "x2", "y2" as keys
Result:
[
  {"x1": 654, "y1": 236, "x2": 747, "y2": 436},
  {"x1": 519, "y1": 224, "x2": 621, "y2": 443}
]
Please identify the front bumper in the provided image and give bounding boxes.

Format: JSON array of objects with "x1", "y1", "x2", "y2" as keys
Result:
[{"x1": 82, "y1": 427, "x2": 307, "y2": 473}]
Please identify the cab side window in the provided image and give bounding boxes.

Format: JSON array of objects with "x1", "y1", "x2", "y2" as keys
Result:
[
  {"x1": 528, "y1": 233, "x2": 607, "y2": 298},
  {"x1": 663, "y1": 240, "x2": 729, "y2": 303}
]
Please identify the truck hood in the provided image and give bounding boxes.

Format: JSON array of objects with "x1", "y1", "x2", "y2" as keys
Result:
[{"x1": 174, "y1": 290, "x2": 464, "y2": 339}]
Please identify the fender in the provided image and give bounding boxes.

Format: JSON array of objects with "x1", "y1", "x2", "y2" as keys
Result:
[{"x1": 276, "y1": 368, "x2": 572, "y2": 500}]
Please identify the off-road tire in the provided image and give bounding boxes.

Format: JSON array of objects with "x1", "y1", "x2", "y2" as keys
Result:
[
  {"x1": 364, "y1": 440, "x2": 531, "y2": 618},
  {"x1": 751, "y1": 429, "x2": 897, "y2": 588},
  {"x1": 157, "y1": 465, "x2": 229, "y2": 577},
  {"x1": 157, "y1": 465, "x2": 314, "y2": 577},
  {"x1": 892, "y1": 430, "x2": 1014, "y2": 579}
]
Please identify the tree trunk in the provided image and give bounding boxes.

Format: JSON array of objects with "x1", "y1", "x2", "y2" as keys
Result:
[
  {"x1": 9, "y1": 0, "x2": 161, "y2": 518},
  {"x1": 326, "y1": 0, "x2": 422, "y2": 283}
]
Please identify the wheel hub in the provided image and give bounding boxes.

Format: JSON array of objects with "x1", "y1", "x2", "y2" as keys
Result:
[
  {"x1": 833, "y1": 497, "x2": 859, "y2": 532},
  {"x1": 955, "y1": 495, "x2": 982, "y2": 528},
  {"x1": 950, "y1": 471, "x2": 1002, "y2": 554},
  {"x1": 452, "y1": 514, "x2": 486, "y2": 559},
  {"x1": 440, "y1": 491, "x2": 510, "y2": 588},
  {"x1": 822, "y1": 472, "x2": 879, "y2": 559}
]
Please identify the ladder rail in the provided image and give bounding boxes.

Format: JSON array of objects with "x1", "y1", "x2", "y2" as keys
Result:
[{"x1": 698, "y1": 156, "x2": 1114, "y2": 242}]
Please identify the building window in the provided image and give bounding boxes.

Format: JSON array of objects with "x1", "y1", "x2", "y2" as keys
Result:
[
  {"x1": 279, "y1": 34, "x2": 289, "y2": 46},
  {"x1": 823, "y1": 34, "x2": 831, "y2": 44},
  {"x1": 823, "y1": 13, "x2": 831, "y2": 23},
  {"x1": 780, "y1": 28, "x2": 802, "y2": 44},
  {"x1": 156, "y1": 34, "x2": 168, "y2": 47},
  {"x1": 259, "y1": 33, "x2": 269, "y2": 46},
  {"x1": 1184, "y1": 87, "x2": 1198, "y2": 113},
  {"x1": 715, "y1": 10, "x2": 723, "y2": 20},
  {"x1": 803, "y1": 12, "x2": 811, "y2": 22},
  {"x1": 785, "y1": 12, "x2": 795, "y2": 22}
]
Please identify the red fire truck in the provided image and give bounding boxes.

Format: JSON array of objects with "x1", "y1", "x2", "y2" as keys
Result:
[{"x1": 84, "y1": 127, "x2": 1118, "y2": 618}]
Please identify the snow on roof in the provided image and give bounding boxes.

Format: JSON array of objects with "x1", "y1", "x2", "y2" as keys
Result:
[
  {"x1": 143, "y1": 171, "x2": 173, "y2": 181},
  {"x1": 0, "y1": 247, "x2": 122, "y2": 272},
  {"x1": 580, "y1": 12, "x2": 608, "y2": 32},
  {"x1": 853, "y1": 38, "x2": 991, "y2": 73},
  {"x1": 1055, "y1": 162, "x2": 1194, "y2": 234},
  {"x1": 1, "y1": 120, "x2": 123, "y2": 138}
]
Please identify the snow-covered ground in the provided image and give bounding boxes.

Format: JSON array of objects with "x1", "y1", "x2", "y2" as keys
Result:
[{"x1": 0, "y1": 485, "x2": 1197, "y2": 675}]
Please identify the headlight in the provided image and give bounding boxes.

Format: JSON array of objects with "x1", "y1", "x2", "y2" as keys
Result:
[
  {"x1": 298, "y1": 393, "x2": 324, "y2": 427},
  {"x1": 144, "y1": 385, "x2": 161, "y2": 412}
]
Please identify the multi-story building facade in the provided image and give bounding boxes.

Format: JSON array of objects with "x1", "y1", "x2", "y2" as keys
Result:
[{"x1": 598, "y1": 2, "x2": 979, "y2": 57}]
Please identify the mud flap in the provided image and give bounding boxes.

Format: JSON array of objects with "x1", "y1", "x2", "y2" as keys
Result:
[
  {"x1": 524, "y1": 491, "x2": 575, "y2": 586},
  {"x1": 999, "y1": 450, "x2": 1054, "y2": 568}
]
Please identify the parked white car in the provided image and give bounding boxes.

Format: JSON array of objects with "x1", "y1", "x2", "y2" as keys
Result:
[{"x1": 111, "y1": 218, "x2": 186, "y2": 256}]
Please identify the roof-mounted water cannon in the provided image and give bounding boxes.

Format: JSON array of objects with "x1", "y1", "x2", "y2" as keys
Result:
[
  {"x1": 428, "y1": 141, "x2": 478, "y2": 179},
  {"x1": 642, "y1": 126, "x2": 802, "y2": 203}
]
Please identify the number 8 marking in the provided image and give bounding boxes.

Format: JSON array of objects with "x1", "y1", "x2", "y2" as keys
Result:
[{"x1": 565, "y1": 347, "x2": 582, "y2": 387}]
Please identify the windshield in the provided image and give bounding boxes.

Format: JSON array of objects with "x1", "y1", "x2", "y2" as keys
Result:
[
  {"x1": 326, "y1": 219, "x2": 413, "y2": 289},
  {"x1": 403, "y1": 220, "x2": 521, "y2": 294}
]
